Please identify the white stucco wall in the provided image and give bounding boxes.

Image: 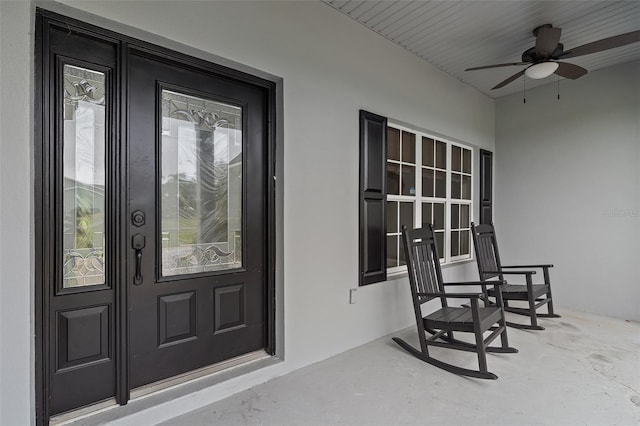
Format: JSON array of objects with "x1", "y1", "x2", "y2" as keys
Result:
[
  {"x1": 0, "y1": 1, "x2": 35, "y2": 425},
  {"x1": 0, "y1": 1, "x2": 494, "y2": 423},
  {"x1": 495, "y1": 60, "x2": 640, "y2": 322}
]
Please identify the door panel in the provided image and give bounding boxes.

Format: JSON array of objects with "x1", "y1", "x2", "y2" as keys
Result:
[
  {"x1": 128, "y1": 51, "x2": 267, "y2": 388},
  {"x1": 44, "y1": 23, "x2": 118, "y2": 415}
]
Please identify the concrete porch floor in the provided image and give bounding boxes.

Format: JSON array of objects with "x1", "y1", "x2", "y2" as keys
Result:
[{"x1": 157, "y1": 309, "x2": 640, "y2": 426}]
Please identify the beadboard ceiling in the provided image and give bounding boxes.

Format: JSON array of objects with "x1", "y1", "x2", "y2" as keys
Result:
[{"x1": 322, "y1": 0, "x2": 640, "y2": 98}]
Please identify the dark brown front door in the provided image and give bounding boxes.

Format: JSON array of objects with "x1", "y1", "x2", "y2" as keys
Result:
[{"x1": 127, "y1": 51, "x2": 269, "y2": 388}]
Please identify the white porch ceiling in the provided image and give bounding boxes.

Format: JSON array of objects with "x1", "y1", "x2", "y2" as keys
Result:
[{"x1": 322, "y1": 1, "x2": 640, "y2": 98}]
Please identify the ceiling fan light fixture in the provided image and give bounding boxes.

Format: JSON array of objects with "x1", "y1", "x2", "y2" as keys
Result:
[{"x1": 525, "y1": 61, "x2": 559, "y2": 79}]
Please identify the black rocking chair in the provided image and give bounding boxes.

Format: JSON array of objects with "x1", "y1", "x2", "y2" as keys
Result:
[
  {"x1": 471, "y1": 222, "x2": 560, "y2": 331},
  {"x1": 392, "y1": 225, "x2": 517, "y2": 380}
]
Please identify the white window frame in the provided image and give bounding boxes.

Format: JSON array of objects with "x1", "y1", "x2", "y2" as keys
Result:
[{"x1": 386, "y1": 122, "x2": 474, "y2": 276}]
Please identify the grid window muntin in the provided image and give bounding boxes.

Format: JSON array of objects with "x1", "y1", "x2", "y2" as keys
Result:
[{"x1": 386, "y1": 123, "x2": 474, "y2": 274}]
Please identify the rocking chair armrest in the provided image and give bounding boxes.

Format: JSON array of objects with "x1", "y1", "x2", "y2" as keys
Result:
[
  {"x1": 416, "y1": 292, "x2": 483, "y2": 299},
  {"x1": 501, "y1": 264, "x2": 554, "y2": 269},
  {"x1": 444, "y1": 293, "x2": 485, "y2": 299},
  {"x1": 485, "y1": 270, "x2": 536, "y2": 276},
  {"x1": 443, "y1": 280, "x2": 506, "y2": 286}
]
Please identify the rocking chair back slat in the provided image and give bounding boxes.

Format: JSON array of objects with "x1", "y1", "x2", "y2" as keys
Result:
[
  {"x1": 403, "y1": 226, "x2": 442, "y2": 303},
  {"x1": 472, "y1": 223, "x2": 502, "y2": 280}
]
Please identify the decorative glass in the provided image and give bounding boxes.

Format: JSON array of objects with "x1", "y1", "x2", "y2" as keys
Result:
[
  {"x1": 161, "y1": 89, "x2": 243, "y2": 276},
  {"x1": 62, "y1": 65, "x2": 106, "y2": 288}
]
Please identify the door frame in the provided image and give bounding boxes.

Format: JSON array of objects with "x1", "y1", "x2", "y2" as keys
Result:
[{"x1": 34, "y1": 8, "x2": 277, "y2": 424}]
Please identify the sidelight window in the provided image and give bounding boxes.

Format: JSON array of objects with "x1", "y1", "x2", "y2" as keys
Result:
[{"x1": 62, "y1": 64, "x2": 107, "y2": 287}]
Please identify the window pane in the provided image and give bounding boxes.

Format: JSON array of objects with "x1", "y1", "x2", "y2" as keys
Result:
[
  {"x1": 435, "y1": 141, "x2": 446, "y2": 169},
  {"x1": 451, "y1": 173, "x2": 461, "y2": 199},
  {"x1": 462, "y1": 148, "x2": 471, "y2": 174},
  {"x1": 399, "y1": 238, "x2": 407, "y2": 267},
  {"x1": 423, "y1": 137, "x2": 434, "y2": 167},
  {"x1": 387, "y1": 162, "x2": 400, "y2": 195},
  {"x1": 433, "y1": 203, "x2": 445, "y2": 230},
  {"x1": 63, "y1": 64, "x2": 106, "y2": 288},
  {"x1": 387, "y1": 127, "x2": 400, "y2": 161},
  {"x1": 400, "y1": 202, "x2": 414, "y2": 231},
  {"x1": 452, "y1": 145, "x2": 462, "y2": 172},
  {"x1": 401, "y1": 165, "x2": 415, "y2": 196},
  {"x1": 402, "y1": 131, "x2": 415, "y2": 163},
  {"x1": 435, "y1": 231, "x2": 444, "y2": 260},
  {"x1": 422, "y1": 168, "x2": 434, "y2": 197},
  {"x1": 460, "y1": 230, "x2": 470, "y2": 255},
  {"x1": 422, "y1": 202, "x2": 432, "y2": 229},
  {"x1": 386, "y1": 201, "x2": 398, "y2": 234},
  {"x1": 387, "y1": 235, "x2": 398, "y2": 268},
  {"x1": 435, "y1": 170, "x2": 446, "y2": 198},
  {"x1": 460, "y1": 204, "x2": 470, "y2": 228},
  {"x1": 451, "y1": 230, "x2": 460, "y2": 257},
  {"x1": 451, "y1": 204, "x2": 459, "y2": 229},
  {"x1": 161, "y1": 89, "x2": 243, "y2": 276},
  {"x1": 462, "y1": 175, "x2": 471, "y2": 200}
]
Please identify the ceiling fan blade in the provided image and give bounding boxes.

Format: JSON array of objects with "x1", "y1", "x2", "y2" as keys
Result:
[
  {"x1": 465, "y1": 62, "x2": 528, "y2": 71},
  {"x1": 491, "y1": 69, "x2": 526, "y2": 90},
  {"x1": 554, "y1": 62, "x2": 588, "y2": 79},
  {"x1": 559, "y1": 30, "x2": 640, "y2": 59},
  {"x1": 536, "y1": 27, "x2": 562, "y2": 57}
]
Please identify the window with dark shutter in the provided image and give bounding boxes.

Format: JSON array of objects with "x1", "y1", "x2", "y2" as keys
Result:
[{"x1": 359, "y1": 110, "x2": 387, "y2": 286}]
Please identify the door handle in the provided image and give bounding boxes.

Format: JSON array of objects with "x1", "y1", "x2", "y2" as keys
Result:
[{"x1": 132, "y1": 233, "x2": 146, "y2": 285}]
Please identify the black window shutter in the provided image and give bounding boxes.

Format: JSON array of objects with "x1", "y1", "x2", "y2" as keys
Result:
[
  {"x1": 359, "y1": 110, "x2": 387, "y2": 286},
  {"x1": 479, "y1": 149, "x2": 493, "y2": 224}
]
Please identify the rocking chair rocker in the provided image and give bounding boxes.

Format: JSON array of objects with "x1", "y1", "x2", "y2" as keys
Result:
[
  {"x1": 471, "y1": 222, "x2": 560, "y2": 330},
  {"x1": 392, "y1": 225, "x2": 517, "y2": 379}
]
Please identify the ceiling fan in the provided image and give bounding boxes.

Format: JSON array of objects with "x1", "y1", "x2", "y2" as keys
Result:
[{"x1": 465, "y1": 25, "x2": 640, "y2": 90}]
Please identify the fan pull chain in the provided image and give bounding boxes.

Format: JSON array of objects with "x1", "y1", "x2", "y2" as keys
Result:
[
  {"x1": 523, "y1": 76, "x2": 526, "y2": 104},
  {"x1": 557, "y1": 74, "x2": 560, "y2": 100}
]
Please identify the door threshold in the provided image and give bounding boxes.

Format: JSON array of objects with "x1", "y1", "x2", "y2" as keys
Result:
[
  {"x1": 50, "y1": 350, "x2": 271, "y2": 426},
  {"x1": 131, "y1": 349, "x2": 270, "y2": 400},
  {"x1": 50, "y1": 398, "x2": 117, "y2": 426}
]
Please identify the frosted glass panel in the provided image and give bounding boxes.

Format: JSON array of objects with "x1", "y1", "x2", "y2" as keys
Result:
[
  {"x1": 62, "y1": 65, "x2": 106, "y2": 288},
  {"x1": 161, "y1": 89, "x2": 242, "y2": 276}
]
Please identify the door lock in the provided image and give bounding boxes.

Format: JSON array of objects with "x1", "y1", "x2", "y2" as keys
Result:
[{"x1": 132, "y1": 210, "x2": 145, "y2": 227}]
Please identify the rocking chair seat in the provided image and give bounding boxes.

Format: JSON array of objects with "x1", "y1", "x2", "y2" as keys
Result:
[
  {"x1": 488, "y1": 284, "x2": 549, "y2": 300},
  {"x1": 425, "y1": 306, "x2": 503, "y2": 333}
]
